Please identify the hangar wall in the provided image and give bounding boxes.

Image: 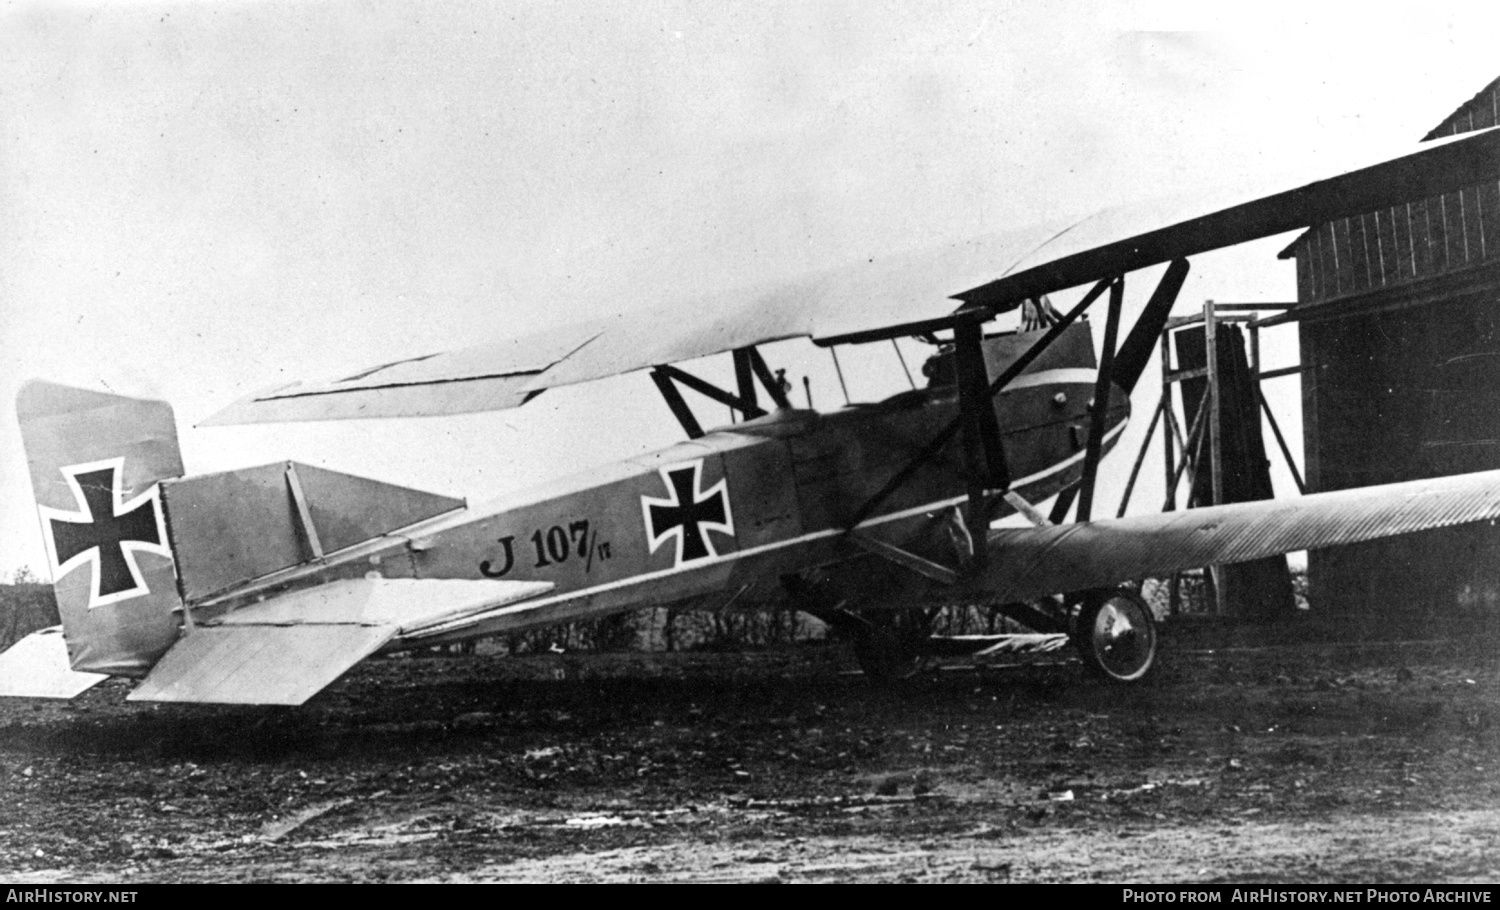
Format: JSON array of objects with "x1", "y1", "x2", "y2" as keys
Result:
[{"x1": 1281, "y1": 76, "x2": 1500, "y2": 622}]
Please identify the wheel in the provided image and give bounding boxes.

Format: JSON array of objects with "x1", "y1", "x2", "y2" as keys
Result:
[
  {"x1": 1071, "y1": 587, "x2": 1157, "y2": 683},
  {"x1": 851, "y1": 610, "x2": 930, "y2": 683}
]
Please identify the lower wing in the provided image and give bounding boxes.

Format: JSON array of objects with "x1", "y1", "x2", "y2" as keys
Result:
[{"x1": 978, "y1": 469, "x2": 1500, "y2": 603}]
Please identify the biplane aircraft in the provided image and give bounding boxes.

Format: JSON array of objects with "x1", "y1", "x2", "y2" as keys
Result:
[{"x1": 5, "y1": 127, "x2": 1500, "y2": 705}]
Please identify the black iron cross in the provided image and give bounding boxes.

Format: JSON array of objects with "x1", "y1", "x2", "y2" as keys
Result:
[
  {"x1": 49, "y1": 465, "x2": 162, "y2": 598},
  {"x1": 645, "y1": 464, "x2": 731, "y2": 563}
]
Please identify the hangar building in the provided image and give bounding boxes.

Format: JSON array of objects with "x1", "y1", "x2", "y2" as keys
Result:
[{"x1": 1280, "y1": 76, "x2": 1500, "y2": 624}]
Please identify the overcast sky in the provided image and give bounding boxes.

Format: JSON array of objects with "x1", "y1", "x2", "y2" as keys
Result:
[{"x1": 3, "y1": 1, "x2": 1497, "y2": 578}]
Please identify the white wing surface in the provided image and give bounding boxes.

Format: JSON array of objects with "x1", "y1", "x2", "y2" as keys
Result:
[
  {"x1": 205, "y1": 128, "x2": 1500, "y2": 425},
  {"x1": 204, "y1": 223, "x2": 1068, "y2": 424}
]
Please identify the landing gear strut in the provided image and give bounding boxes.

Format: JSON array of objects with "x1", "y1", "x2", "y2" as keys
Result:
[
  {"x1": 850, "y1": 610, "x2": 933, "y2": 683},
  {"x1": 784, "y1": 575, "x2": 936, "y2": 684},
  {"x1": 1071, "y1": 587, "x2": 1157, "y2": 683}
]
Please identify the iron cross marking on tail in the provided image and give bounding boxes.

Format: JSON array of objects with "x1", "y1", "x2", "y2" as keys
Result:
[
  {"x1": 641, "y1": 460, "x2": 734, "y2": 567},
  {"x1": 40, "y1": 458, "x2": 170, "y2": 608}
]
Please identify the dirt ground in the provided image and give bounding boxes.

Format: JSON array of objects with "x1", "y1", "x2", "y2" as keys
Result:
[{"x1": 3, "y1": 620, "x2": 1500, "y2": 884}]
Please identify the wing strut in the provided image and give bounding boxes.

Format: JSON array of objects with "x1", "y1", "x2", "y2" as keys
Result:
[
  {"x1": 732, "y1": 349, "x2": 760, "y2": 415},
  {"x1": 742, "y1": 348, "x2": 793, "y2": 410},
  {"x1": 651, "y1": 368, "x2": 705, "y2": 439},
  {"x1": 847, "y1": 277, "x2": 1113, "y2": 530},
  {"x1": 952, "y1": 307, "x2": 1010, "y2": 567},
  {"x1": 654, "y1": 364, "x2": 767, "y2": 419},
  {"x1": 652, "y1": 346, "x2": 791, "y2": 439},
  {"x1": 1114, "y1": 258, "x2": 1190, "y2": 395},
  {"x1": 1075, "y1": 276, "x2": 1125, "y2": 522},
  {"x1": 852, "y1": 257, "x2": 1191, "y2": 535}
]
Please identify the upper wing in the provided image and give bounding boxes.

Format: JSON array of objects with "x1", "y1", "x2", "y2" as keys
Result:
[
  {"x1": 200, "y1": 322, "x2": 604, "y2": 425},
  {"x1": 202, "y1": 222, "x2": 1069, "y2": 424},
  {"x1": 977, "y1": 468, "x2": 1500, "y2": 603},
  {"x1": 960, "y1": 126, "x2": 1500, "y2": 309},
  {"x1": 205, "y1": 127, "x2": 1500, "y2": 426}
]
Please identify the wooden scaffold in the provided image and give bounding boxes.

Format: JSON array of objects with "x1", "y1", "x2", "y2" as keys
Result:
[{"x1": 1115, "y1": 299, "x2": 1308, "y2": 617}]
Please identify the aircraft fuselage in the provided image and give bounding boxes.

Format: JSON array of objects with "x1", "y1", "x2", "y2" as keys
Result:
[{"x1": 197, "y1": 326, "x2": 1129, "y2": 645}]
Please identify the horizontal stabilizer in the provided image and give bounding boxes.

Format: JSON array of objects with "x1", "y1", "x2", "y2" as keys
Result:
[
  {"x1": 0, "y1": 627, "x2": 109, "y2": 699},
  {"x1": 126, "y1": 624, "x2": 394, "y2": 705},
  {"x1": 210, "y1": 577, "x2": 555, "y2": 636},
  {"x1": 128, "y1": 577, "x2": 553, "y2": 704},
  {"x1": 979, "y1": 468, "x2": 1500, "y2": 603}
]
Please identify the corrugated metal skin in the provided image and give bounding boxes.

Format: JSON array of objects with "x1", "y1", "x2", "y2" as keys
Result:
[
  {"x1": 128, "y1": 624, "x2": 394, "y2": 705},
  {"x1": 978, "y1": 468, "x2": 1500, "y2": 604}
]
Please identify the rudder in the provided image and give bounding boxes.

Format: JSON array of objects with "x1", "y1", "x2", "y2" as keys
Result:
[{"x1": 16, "y1": 381, "x2": 185, "y2": 676}]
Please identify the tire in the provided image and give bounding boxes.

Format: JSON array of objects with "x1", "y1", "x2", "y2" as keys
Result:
[{"x1": 1071, "y1": 587, "x2": 1158, "y2": 683}]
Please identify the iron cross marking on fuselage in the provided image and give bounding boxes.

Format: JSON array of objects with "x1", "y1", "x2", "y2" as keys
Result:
[
  {"x1": 43, "y1": 460, "x2": 166, "y2": 605},
  {"x1": 642, "y1": 461, "x2": 734, "y2": 567}
]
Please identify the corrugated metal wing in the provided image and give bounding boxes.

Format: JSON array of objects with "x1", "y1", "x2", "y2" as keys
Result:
[
  {"x1": 980, "y1": 468, "x2": 1500, "y2": 603},
  {"x1": 0, "y1": 627, "x2": 109, "y2": 699}
]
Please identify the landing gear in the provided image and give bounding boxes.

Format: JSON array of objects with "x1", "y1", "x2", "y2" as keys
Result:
[
  {"x1": 1071, "y1": 587, "x2": 1157, "y2": 683},
  {"x1": 783, "y1": 574, "x2": 935, "y2": 684},
  {"x1": 851, "y1": 611, "x2": 932, "y2": 683}
]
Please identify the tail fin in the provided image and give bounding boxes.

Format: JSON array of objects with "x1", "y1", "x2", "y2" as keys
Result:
[{"x1": 16, "y1": 381, "x2": 185, "y2": 676}]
